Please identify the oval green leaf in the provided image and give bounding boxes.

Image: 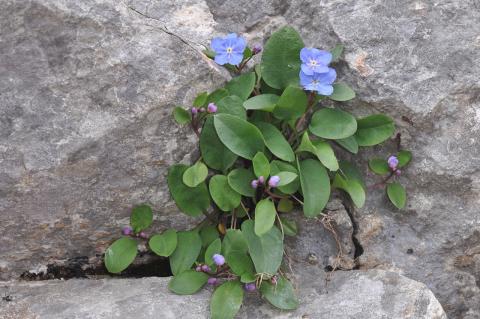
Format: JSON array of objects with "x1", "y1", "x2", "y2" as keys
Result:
[
  {"x1": 332, "y1": 173, "x2": 366, "y2": 208},
  {"x1": 329, "y1": 83, "x2": 356, "y2": 101},
  {"x1": 355, "y1": 114, "x2": 395, "y2": 146},
  {"x1": 270, "y1": 160, "x2": 299, "y2": 194},
  {"x1": 209, "y1": 175, "x2": 241, "y2": 212},
  {"x1": 130, "y1": 204, "x2": 153, "y2": 233},
  {"x1": 243, "y1": 94, "x2": 279, "y2": 112},
  {"x1": 252, "y1": 152, "x2": 270, "y2": 178},
  {"x1": 273, "y1": 86, "x2": 308, "y2": 120},
  {"x1": 222, "y1": 229, "x2": 248, "y2": 256},
  {"x1": 167, "y1": 164, "x2": 210, "y2": 217},
  {"x1": 398, "y1": 150, "x2": 412, "y2": 167},
  {"x1": 173, "y1": 107, "x2": 191, "y2": 125},
  {"x1": 227, "y1": 168, "x2": 256, "y2": 197},
  {"x1": 199, "y1": 224, "x2": 219, "y2": 248},
  {"x1": 387, "y1": 182, "x2": 406, "y2": 209},
  {"x1": 279, "y1": 217, "x2": 298, "y2": 236},
  {"x1": 205, "y1": 238, "x2": 222, "y2": 266},
  {"x1": 260, "y1": 277, "x2": 299, "y2": 310},
  {"x1": 104, "y1": 237, "x2": 137, "y2": 274},
  {"x1": 149, "y1": 229, "x2": 177, "y2": 257},
  {"x1": 200, "y1": 118, "x2": 237, "y2": 171},
  {"x1": 254, "y1": 199, "x2": 277, "y2": 236},
  {"x1": 210, "y1": 281, "x2": 244, "y2": 319},
  {"x1": 225, "y1": 72, "x2": 256, "y2": 101},
  {"x1": 226, "y1": 251, "x2": 255, "y2": 276},
  {"x1": 169, "y1": 230, "x2": 202, "y2": 275},
  {"x1": 214, "y1": 114, "x2": 265, "y2": 160},
  {"x1": 182, "y1": 161, "x2": 208, "y2": 187},
  {"x1": 255, "y1": 122, "x2": 295, "y2": 162},
  {"x1": 168, "y1": 270, "x2": 209, "y2": 295},
  {"x1": 309, "y1": 108, "x2": 357, "y2": 139},
  {"x1": 216, "y1": 95, "x2": 246, "y2": 119},
  {"x1": 298, "y1": 158, "x2": 331, "y2": 217},
  {"x1": 276, "y1": 171, "x2": 298, "y2": 187},
  {"x1": 193, "y1": 92, "x2": 208, "y2": 107},
  {"x1": 368, "y1": 158, "x2": 390, "y2": 176},
  {"x1": 336, "y1": 135, "x2": 359, "y2": 154}
]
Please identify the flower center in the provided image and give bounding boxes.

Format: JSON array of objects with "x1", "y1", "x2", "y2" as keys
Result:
[
  {"x1": 311, "y1": 80, "x2": 319, "y2": 86},
  {"x1": 309, "y1": 59, "x2": 318, "y2": 67},
  {"x1": 226, "y1": 47, "x2": 233, "y2": 54}
]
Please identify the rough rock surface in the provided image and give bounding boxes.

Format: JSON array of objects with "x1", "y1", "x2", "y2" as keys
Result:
[
  {"x1": 0, "y1": 270, "x2": 446, "y2": 319},
  {"x1": 1, "y1": 0, "x2": 479, "y2": 318}
]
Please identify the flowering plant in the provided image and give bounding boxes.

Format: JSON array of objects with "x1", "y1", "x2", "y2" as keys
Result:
[{"x1": 103, "y1": 26, "x2": 412, "y2": 318}]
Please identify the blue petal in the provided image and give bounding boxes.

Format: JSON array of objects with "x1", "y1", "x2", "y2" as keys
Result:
[
  {"x1": 316, "y1": 84, "x2": 334, "y2": 96},
  {"x1": 300, "y1": 48, "x2": 314, "y2": 63},
  {"x1": 301, "y1": 63, "x2": 314, "y2": 75},
  {"x1": 211, "y1": 37, "x2": 226, "y2": 54},
  {"x1": 317, "y1": 68, "x2": 337, "y2": 84},
  {"x1": 312, "y1": 65, "x2": 330, "y2": 74},
  {"x1": 229, "y1": 53, "x2": 244, "y2": 66},
  {"x1": 315, "y1": 50, "x2": 333, "y2": 65},
  {"x1": 232, "y1": 37, "x2": 246, "y2": 53},
  {"x1": 299, "y1": 70, "x2": 313, "y2": 87},
  {"x1": 214, "y1": 53, "x2": 229, "y2": 65},
  {"x1": 226, "y1": 33, "x2": 238, "y2": 39}
]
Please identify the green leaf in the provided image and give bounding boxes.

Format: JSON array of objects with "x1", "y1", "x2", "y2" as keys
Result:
[
  {"x1": 243, "y1": 94, "x2": 279, "y2": 112},
  {"x1": 240, "y1": 272, "x2": 257, "y2": 283},
  {"x1": 243, "y1": 47, "x2": 253, "y2": 60},
  {"x1": 255, "y1": 122, "x2": 295, "y2": 162},
  {"x1": 261, "y1": 26, "x2": 304, "y2": 89},
  {"x1": 387, "y1": 182, "x2": 406, "y2": 209},
  {"x1": 104, "y1": 237, "x2": 137, "y2": 274},
  {"x1": 276, "y1": 171, "x2": 298, "y2": 186},
  {"x1": 260, "y1": 277, "x2": 299, "y2": 310},
  {"x1": 226, "y1": 251, "x2": 255, "y2": 276},
  {"x1": 252, "y1": 152, "x2": 270, "y2": 178},
  {"x1": 270, "y1": 160, "x2": 299, "y2": 194},
  {"x1": 227, "y1": 168, "x2": 256, "y2": 197},
  {"x1": 168, "y1": 270, "x2": 209, "y2": 295},
  {"x1": 149, "y1": 229, "x2": 177, "y2": 257},
  {"x1": 173, "y1": 107, "x2": 191, "y2": 125},
  {"x1": 193, "y1": 92, "x2": 208, "y2": 107},
  {"x1": 279, "y1": 217, "x2": 297, "y2": 236},
  {"x1": 216, "y1": 95, "x2": 247, "y2": 119},
  {"x1": 200, "y1": 118, "x2": 237, "y2": 171},
  {"x1": 208, "y1": 175, "x2": 242, "y2": 212},
  {"x1": 169, "y1": 230, "x2": 202, "y2": 275},
  {"x1": 330, "y1": 44, "x2": 344, "y2": 62},
  {"x1": 199, "y1": 224, "x2": 219, "y2": 248},
  {"x1": 242, "y1": 220, "x2": 283, "y2": 275},
  {"x1": 254, "y1": 199, "x2": 277, "y2": 236},
  {"x1": 210, "y1": 281, "x2": 244, "y2": 319},
  {"x1": 339, "y1": 160, "x2": 366, "y2": 190},
  {"x1": 329, "y1": 83, "x2": 356, "y2": 101},
  {"x1": 222, "y1": 229, "x2": 248, "y2": 256},
  {"x1": 209, "y1": 175, "x2": 241, "y2": 212},
  {"x1": 182, "y1": 161, "x2": 208, "y2": 187},
  {"x1": 273, "y1": 86, "x2": 308, "y2": 120},
  {"x1": 167, "y1": 164, "x2": 210, "y2": 217},
  {"x1": 130, "y1": 204, "x2": 153, "y2": 233},
  {"x1": 277, "y1": 198, "x2": 294, "y2": 213},
  {"x1": 225, "y1": 72, "x2": 256, "y2": 101},
  {"x1": 355, "y1": 114, "x2": 395, "y2": 146},
  {"x1": 214, "y1": 114, "x2": 265, "y2": 160},
  {"x1": 298, "y1": 158, "x2": 331, "y2": 217},
  {"x1": 297, "y1": 133, "x2": 338, "y2": 171},
  {"x1": 205, "y1": 238, "x2": 222, "y2": 266},
  {"x1": 398, "y1": 150, "x2": 412, "y2": 167},
  {"x1": 368, "y1": 158, "x2": 390, "y2": 176},
  {"x1": 332, "y1": 173, "x2": 366, "y2": 208},
  {"x1": 207, "y1": 89, "x2": 229, "y2": 104},
  {"x1": 309, "y1": 108, "x2": 357, "y2": 139},
  {"x1": 336, "y1": 136, "x2": 359, "y2": 154}
]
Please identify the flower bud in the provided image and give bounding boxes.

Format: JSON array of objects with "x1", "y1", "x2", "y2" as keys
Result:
[
  {"x1": 271, "y1": 275, "x2": 278, "y2": 285},
  {"x1": 195, "y1": 265, "x2": 202, "y2": 272},
  {"x1": 207, "y1": 103, "x2": 217, "y2": 113},
  {"x1": 138, "y1": 231, "x2": 148, "y2": 239},
  {"x1": 207, "y1": 277, "x2": 218, "y2": 285},
  {"x1": 201, "y1": 264, "x2": 211, "y2": 272},
  {"x1": 122, "y1": 226, "x2": 133, "y2": 236},
  {"x1": 395, "y1": 169, "x2": 402, "y2": 176},
  {"x1": 387, "y1": 156, "x2": 399, "y2": 170},
  {"x1": 199, "y1": 107, "x2": 206, "y2": 113},
  {"x1": 244, "y1": 283, "x2": 256, "y2": 292},
  {"x1": 191, "y1": 107, "x2": 198, "y2": 115},
  {"x1": 268, "y1": 176, "x2": 280, "y2": 188},
  {"x1": 257, "y1": 176, "x2": 265, "y2": 184},
  {"x1": 212, "y1": 254, "x2": 225, "y2": 266},
  {"x1": 252, "y1": 44, "x2": 262, "y2": 55},
  {"x1": 251, "y1": 179, "x2": 259, "y2": 189}
]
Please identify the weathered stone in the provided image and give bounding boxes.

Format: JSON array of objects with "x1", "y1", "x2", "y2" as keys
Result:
[{"x1": 0, "y1": 270, "x2": 446, "y2": 319}]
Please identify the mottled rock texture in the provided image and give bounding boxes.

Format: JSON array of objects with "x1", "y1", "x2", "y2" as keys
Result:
[
  {"x1": 0, "y1": 270, "x2": 446, "y2": 319},
  {"x1": 1, "y1": 0, "x2": 479, "y2": 318}
]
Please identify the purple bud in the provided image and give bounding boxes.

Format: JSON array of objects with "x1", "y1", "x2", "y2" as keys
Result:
[
  {"x1": 122, "y1": 226, "x2": 133, "y2": 236},
  {"x1": 268, "y1": 176, "x2": 280, "y2": 188},
  {"x1": 201, "y1": 264, "x2": 211, "y2": 272},
  {"x1": 212, "y1": 254, "x2": 225, "y2": 266},
  {"x1": 196, "y1": 266, "x2": 202, "y2": 272},
  {"x1": 271, "y1": 276, "x2": 278, "y2": 285},
  {"x1": 207, "y1": 277, "x2": 218, "y2": 285},
  {"x1": 257, "y1": 176, "x2": 265, "y2": 184},
  {"x1": 387, "y1": 156, "x2": 399, "y2": 170},
  {"x1": 138, "y1": 231, "x2": 148, "y2": 239},
  {"x1": 395, "y1": 169, "x2": 402, "y2": 176},
  {"x1": 244, "y1": 283, "x2": 256, "y2": 292},
  {"x1": 252, "y1": 44, "x2": 262, "y2": 55},
  {"x1": 199, "y1": 107, "x2": 206, "y2": 113},
  {"x1": 191, "y1": 107, "x2": 198, "y2": 115},
  {"x1": 207, "y1": 103, "x2": 217, "y2": 113},
  {"x1": 251, "y1": 179, "x2": 259, "y2": 189}
]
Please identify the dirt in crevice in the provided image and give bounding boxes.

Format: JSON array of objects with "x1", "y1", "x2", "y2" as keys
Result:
[{"x1": 341, "y1": 199, "x2": 364, "y2": 270}]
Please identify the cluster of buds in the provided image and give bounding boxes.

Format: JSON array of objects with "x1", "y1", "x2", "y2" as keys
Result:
[
  {"x1": 191, "y1": 103, "x2": 217, "y2": 116},
  {"x1": 251, "y1": 175, "x2": 280, "y2": 189},
  {"x1": 195, "y1": 264, "x2": 211, "y2": 273},
  {"x1": 121, "y1": 226, "x2": 148, "y2": 239},
  {"x1": 252, "y1": 44, "x2": 262, "y2": 55},
  {"x1": 387, "y1": 156, "x2": 401, "y2": 176}
]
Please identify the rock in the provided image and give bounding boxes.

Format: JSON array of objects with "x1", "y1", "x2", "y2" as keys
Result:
[{"x1": 0, "y1": 270, "x2": 446, "y2": 319}]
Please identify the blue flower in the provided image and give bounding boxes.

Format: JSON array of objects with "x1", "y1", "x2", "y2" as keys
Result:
[
  {"x1": 299, "y1": 68, "x2": 337, "y2": 95},
  {"x1": 300, "y1": 48, "x2": 332, "y2": 75},
  {"x1": 210, "y1": 33, "x2": 246, "y2": 66}
]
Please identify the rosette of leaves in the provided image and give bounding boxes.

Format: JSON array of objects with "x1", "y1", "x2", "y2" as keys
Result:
[{"x1": 103, "y1": 26, "x2": 410, "y2": 319}]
